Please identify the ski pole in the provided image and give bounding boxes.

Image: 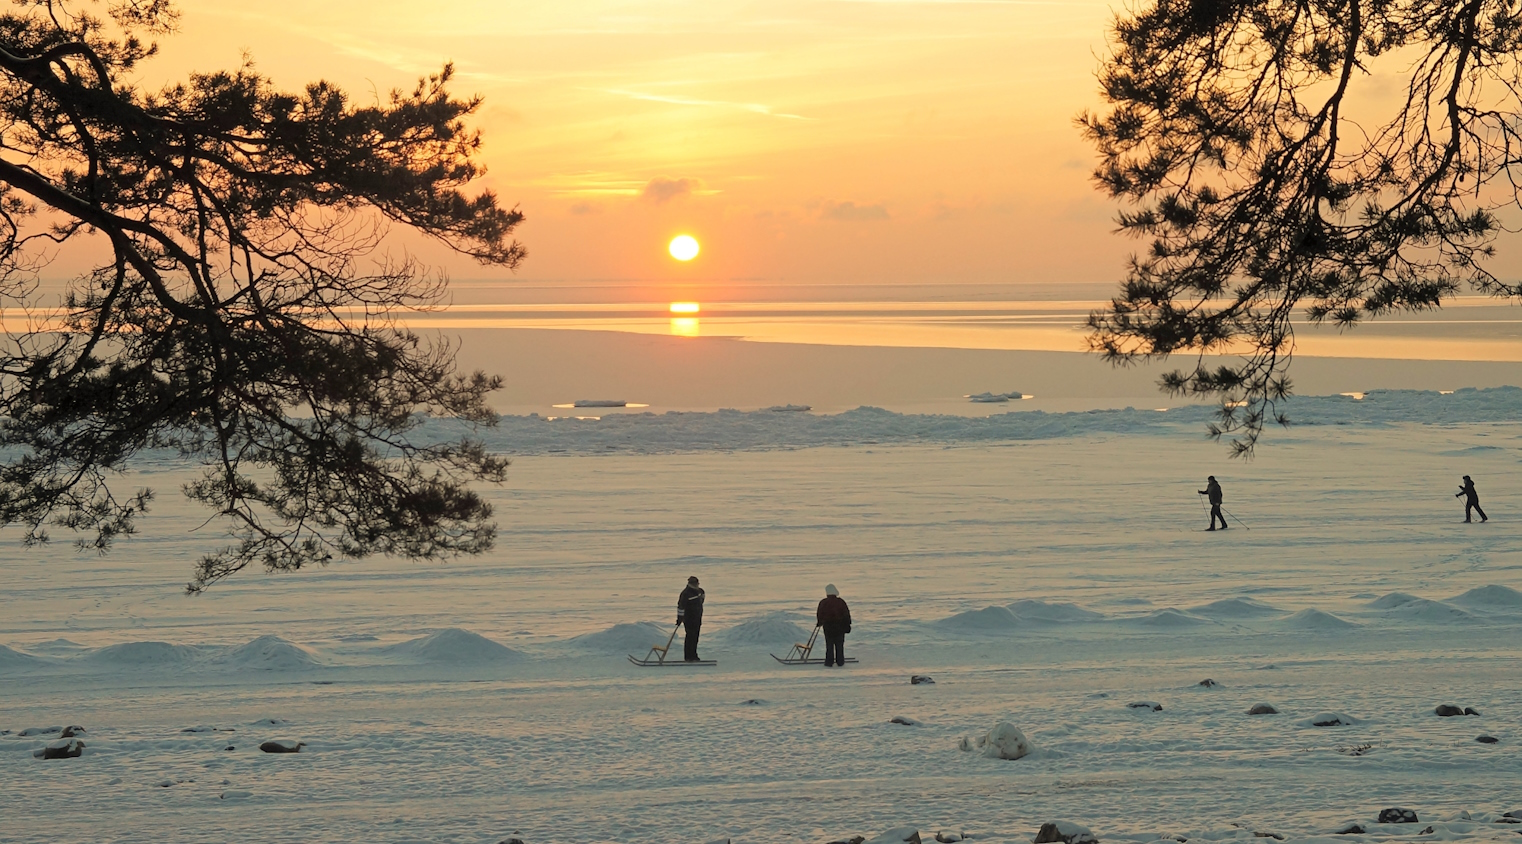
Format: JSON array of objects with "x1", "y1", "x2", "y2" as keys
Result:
[{"x1": 1221, "y1": 506, "x2": 1251, "y2": 530}]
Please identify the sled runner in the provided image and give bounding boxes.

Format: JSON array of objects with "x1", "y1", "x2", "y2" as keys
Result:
[
  {"x1": 628, "y1": 624, "x2": 716, "y2": 667},
  {"x1": 771, "y1": 624, "x2": 858, "y2": 665}
]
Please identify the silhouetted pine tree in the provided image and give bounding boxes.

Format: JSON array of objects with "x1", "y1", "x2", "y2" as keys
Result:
[
  {"x1": 0, "y1": 0, "x2": 523, "y2": 590},
  {"x1": 1082, "y1": 0, "x2": 1522, "y2": 454}
]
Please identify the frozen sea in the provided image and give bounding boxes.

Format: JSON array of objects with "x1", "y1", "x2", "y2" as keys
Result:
[{"x1": 3, "y1": 387, "x2": 1522, "y2": 844}]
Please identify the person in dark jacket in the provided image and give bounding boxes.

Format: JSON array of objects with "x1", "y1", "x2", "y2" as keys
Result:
[
  {"x1": 1198, "y1": 476, "x2": 1227, "y2": 531},
  {"x1": 676, "y1": 576, "x2": 705, "y2": 661},
  {"x1": 816, "y1": 583, "x2": 851, "y2": 667},
  {"x1": 1456, "y1": 475, "x2": 1488, "y2": 523}
]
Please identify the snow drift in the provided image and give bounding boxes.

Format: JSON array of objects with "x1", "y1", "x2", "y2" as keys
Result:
[
  {"x1": 712, "y1": 612, "x2": 810, "y2": 645},
  {"x1": 381, "y1": 629, "x2": 524, "y2": 664},
  {"x1": 938, "y1": 605, "x2": 1021, "y2": 632},
  {"x1": 568, "y1": 622, "x2": 673, "y2": 653},
  {"x1": 1277, "y1": 608, "x2": 1359, "y2": 631},
  {"x1": 0, "y1": 645, "x2": 44, "y2": 672},
  {"x1": 1007, "y1": 599, "x2": 1104, "y2": 623},
  {"x1": 1187, "y1": 597, "x2": 1285, "y2": 619},
  {"x1": 1126, "y1": 608, "x2": 1213, "y2": 628},
  {"x1": 78, "y1": 641, "x2": 204, "y2": 668},
  {"x1": 1449, "y1": 584, "x2": 1522, "y2": 610},
  {"x1": 209, "y1": 635, "x2": 321, "y2": 671}
]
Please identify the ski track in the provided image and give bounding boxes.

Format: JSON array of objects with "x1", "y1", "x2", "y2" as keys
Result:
[{"x1": 3, "y1": 397, "x2": 1522, "y2": 843}]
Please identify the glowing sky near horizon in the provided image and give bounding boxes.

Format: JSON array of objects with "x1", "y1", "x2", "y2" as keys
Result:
[
  {"x1": 148, "y1": 1, "x2": 1127, "y2": 287},
  {"x1": 130, "y1": 0, "x2": 1522, "y2": 306}
]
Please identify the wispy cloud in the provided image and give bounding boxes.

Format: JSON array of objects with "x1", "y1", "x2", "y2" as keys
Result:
[
  {"x1": 641, "y1": 177, "x2": 702, "y2": 203},
  {"x1": 821, "y1": 201, "x2": 891, "y2": 221},
  {"x1": 602, "y1": 89, "x2": 810, "y2": 120}
]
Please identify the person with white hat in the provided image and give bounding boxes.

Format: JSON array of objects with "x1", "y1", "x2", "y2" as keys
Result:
[{"x1": 816, "y1": 584, "x2": 852, "y2": 667}]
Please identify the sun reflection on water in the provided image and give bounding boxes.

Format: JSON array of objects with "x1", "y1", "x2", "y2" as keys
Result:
[{"x1": 670, "y1": 317, "x2": 700, "y2": 337}]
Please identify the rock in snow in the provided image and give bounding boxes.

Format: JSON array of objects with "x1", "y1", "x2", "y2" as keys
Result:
[
  {"x1": 1034, "y1": 821, "x2": 1098, "y2": 844},
  {"x1": 1335, "y1": 823, "x2": 1366, "y2": 835},
  {"x1": 1197, "y1": 678, "x2": 1219, "y2": 688},
  {"x1": 1309, "y1": 712, "x2": 1355, "y2": 726},
  {"x1": 38, "y1": 738, "x2": 85, "y2": 759},
  {"x1": 865, "y1": 828, "x2": 921, "y2": 844},
  {"x1": 889, "y1": 716, "x2": 922, "y2": 726},
  {"x1": 1247, "y1": 704, "x2": 1279, "y2": 715},
  {"x1": 1477, "y1": 735, "x2": 1499, "y2": 744},
  {"x1": 1435, "y1": 705, "x2": 1464, "y2": 716},
  {"x1": 1378, "y1": 808, "x2": 1419, "y2": 824},
  {"x1": 60, "y1": 726, "x2": 86, "y2": 737},
  {"x1": 978, "y1": 722, "x2": 1032, "y2": 760},
  {"x1": 910, "y1": 675, "x2": 934, "y2": 685},
  {"x1": 1127, "y1": 701, "x2": 1163, "y2": 711},
  {"x1": 258, "y1": 740, "x2": 305, "y2": 753}
]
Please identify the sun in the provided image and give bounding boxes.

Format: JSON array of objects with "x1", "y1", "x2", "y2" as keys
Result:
[{"x1": 668, "y1": 234, "x2": 700, "y2": 261}]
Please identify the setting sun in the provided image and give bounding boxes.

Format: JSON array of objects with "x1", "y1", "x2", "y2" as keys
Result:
[
  {"x1": 668, "y1": 235, "x2": 700, "y2": 261},
  {"x1": 669, "y1": 302, "x2": 700, "y2": 314}
]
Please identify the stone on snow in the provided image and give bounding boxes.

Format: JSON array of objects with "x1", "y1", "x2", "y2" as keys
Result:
[
  {"x1": 1034, "y1": 821, "x2": 1098, "y2": 844},
  {"x1": 978, "y1": 722, "x2": 1032, "y2": 760}
]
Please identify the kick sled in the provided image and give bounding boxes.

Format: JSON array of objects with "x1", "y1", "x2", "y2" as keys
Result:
[
  {"x1": 628, "y1": 624, "x2": 716, "y2": 667},
  {"x1": 771, "y1": 624, "x2": 858, "y2": 665}
]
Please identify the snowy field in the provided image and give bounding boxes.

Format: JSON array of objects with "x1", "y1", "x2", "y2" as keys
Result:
[{"x1": 3, "y1": 389, "x2": 1522, "y2": 844}]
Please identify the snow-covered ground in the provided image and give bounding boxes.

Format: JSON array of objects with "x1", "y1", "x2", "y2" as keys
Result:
[{"x1": 3, "y1": 390, "x2": 1522, "y2": 844}]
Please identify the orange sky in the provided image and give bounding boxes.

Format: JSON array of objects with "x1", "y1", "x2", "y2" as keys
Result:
[{"x1": 150, "y1": 1, "x2": 1127, "y2": 287}]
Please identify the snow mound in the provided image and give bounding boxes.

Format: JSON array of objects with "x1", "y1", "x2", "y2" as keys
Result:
[
  {"x1": 1128, "y1": 608, "x2": 1212, "y2": 627},
  {"x1": 1299, "y1": 712, "x2": 1362, "y2": 727},
  {"x1": 937, "y1": 605, "x2": 1021, "y2": 631},
  {"x1": 1187, "y1": 597, "x2": 1285, "y2": 618},
  {"x1": 1367, "y1": 591, "x2": 1423, "y2": 609},
  {"x1": 79, "y1": 641, "x2": 204, "y2": 668},
  {"x1": 0, "y1": 645, "x2": 44, "y2": 671},
  {"x1": 712, "y1": 612, "x2": 809, "y2": 645},
  {"x1": 568, "y1": 622, "x2": 673, "y2": 653},
  {"x1": 1007, "y1": 600, "x2": 1104, "y2": 623},
  {"x1": 210, "y1": 636, "x2": 320, "y2": 671},
  {"x1": 1380, "y1": 598, "x2": 1474, "y2": 623},
  {"x1": 1449, "y1": 584, "x2": 1522, "y2": 609},
  {"x1": 29, "y1": 639, "x2": 87, "y2": 654},
  {"x1": 973, "y1": 722, "x2": 1033, "y2": 760},
  {"x1": 382, "y1": 629, "x2": 524, "y2": 664},
  {"x1": 1277, "y1": 609, "x2": 1358, "y2": 631}
]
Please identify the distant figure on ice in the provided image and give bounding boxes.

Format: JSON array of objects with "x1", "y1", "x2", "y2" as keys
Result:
[
  {"x1": 1199, "y1": 476, "x2": 1227, "y2": 531},
  {"x1": 1456, "y1": 475, "x2": 1488, "y2": 523},
  {"x1": 816, "y1": 584, "x2": 852, "y2": 667},
  {"x1": 676, "y1": 576, "x2": 705, "y2": 661}
]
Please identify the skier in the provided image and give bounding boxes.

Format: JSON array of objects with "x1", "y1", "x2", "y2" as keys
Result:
[
  {"x1": 1456, "y1": 475, "x2": 1488, "y2": 523},
  {"x1": 1198, "y1": 475, "x2": 1227, "y2": 531},
  {"x1": 816, "y1": 584, "x2": 852, "y2": 668},
  {"x1": 676, "y1": 576, "x2": 705, "y2": 661}
]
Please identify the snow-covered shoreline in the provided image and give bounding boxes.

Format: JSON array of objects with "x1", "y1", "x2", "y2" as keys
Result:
[
  {"x1": 3, "y1": 409, "x2": 1521, "y2": 843},
  {"x1": 414, "y1": 387, "x2": 1522, "y2": 456}
]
